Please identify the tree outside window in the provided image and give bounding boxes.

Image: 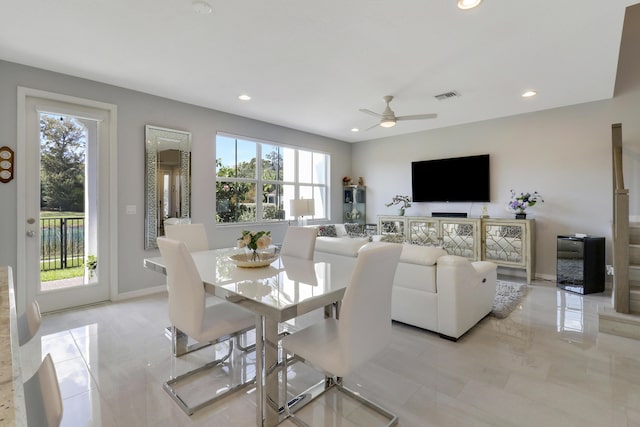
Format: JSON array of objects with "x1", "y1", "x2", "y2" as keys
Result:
[{"x1": 40, "y1": 115, "x2": 86, "y2": 212}]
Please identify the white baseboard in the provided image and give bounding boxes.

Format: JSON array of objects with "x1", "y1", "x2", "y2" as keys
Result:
[
  {"x1": 536, "y1": 273, "x2": 556, "y2": 282},
  {"x1": 630, "y1": 215, "x2": 640, "y2": 224},
  {"x1": 114, "y1": 285, "x2": 166, "y2": 301}
]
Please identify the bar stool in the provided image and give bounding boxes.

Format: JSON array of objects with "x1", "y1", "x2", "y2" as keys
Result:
[{"x1": 24, "y1": 353, "x2": 63, "y2": 427}]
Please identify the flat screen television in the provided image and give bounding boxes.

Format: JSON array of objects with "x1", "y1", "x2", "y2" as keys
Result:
[{"x1": 411, "y1": 154, "x2": 490, "y2": 202}]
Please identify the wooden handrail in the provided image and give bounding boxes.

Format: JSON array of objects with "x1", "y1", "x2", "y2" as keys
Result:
[
  {"x1": 612, "y1": 123, "x2": 624, "y2": 190},
  {"x1": 611, "y1": 123, "x2": 630, "y2": 313}
]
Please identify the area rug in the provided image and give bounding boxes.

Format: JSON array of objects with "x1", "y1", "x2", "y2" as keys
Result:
[{"x1": 491, "y1": 280, "x2": 528, "y2": 319}]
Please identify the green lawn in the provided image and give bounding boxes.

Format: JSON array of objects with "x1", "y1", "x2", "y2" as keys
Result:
[
  {"x1": 39, "y1": 210, "x2": 86, "y2": 282},
  {"x1": 41, "y1": 266, "x2": 84, "y2": 282},
  {"x1": 40, "y1": 211, "x2": 84, "y2": 218}
]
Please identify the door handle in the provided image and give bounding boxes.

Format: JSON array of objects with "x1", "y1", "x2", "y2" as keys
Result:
[{"x1": 26, "y1": 230, "x2": 35, "y2": 237}]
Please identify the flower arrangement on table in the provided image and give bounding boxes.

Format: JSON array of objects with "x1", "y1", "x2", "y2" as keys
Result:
[
  {"x1": 237, "y1": 230, "x2": 272, "y2": 261},
  {"x1": 507, "y1": 190, "x2": 544, "y2": 217}
]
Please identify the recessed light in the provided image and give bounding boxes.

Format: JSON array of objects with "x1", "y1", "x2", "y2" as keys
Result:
[
  {"x1": 522, "y1": 90, "x2": 537, "y2": 98},
  {"x1": 457, "y1": 0, "x2": 482, "y2": 10},
  {"x1": 238, "y1": 94, "x2": 251, "y2": 101},
  {"x1": 351, "y1": 128, "x2": 359, "y2": 132},
  {"x1": 192, "y1": 0, "x2": 212, "y2": 15}
]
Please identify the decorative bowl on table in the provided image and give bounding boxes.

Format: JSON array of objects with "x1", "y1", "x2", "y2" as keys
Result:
[{"x1": 228, "y1": 252, "x2": 279, "y2": 268}]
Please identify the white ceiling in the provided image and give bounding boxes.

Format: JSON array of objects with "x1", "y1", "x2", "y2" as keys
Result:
[{"x1": 1, "y1": 0, "x2": 637, "y2": 143}]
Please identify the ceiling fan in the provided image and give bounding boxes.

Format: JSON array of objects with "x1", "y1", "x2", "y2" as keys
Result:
[{"x1": 359, "y1": 95, "x2": 437, "y2": 129}]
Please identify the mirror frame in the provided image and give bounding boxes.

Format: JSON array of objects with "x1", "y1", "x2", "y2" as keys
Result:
[{"x1": 144, "y1": 125, "x2": 191, "y2": 249}]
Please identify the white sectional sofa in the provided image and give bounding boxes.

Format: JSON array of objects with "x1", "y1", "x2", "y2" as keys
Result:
[
  {"x1": 314, "y1": 225, "x2": 370, "y2": 257},
  {"x1": 310, "y1": 224, "x2": 498, "y2": 340}
]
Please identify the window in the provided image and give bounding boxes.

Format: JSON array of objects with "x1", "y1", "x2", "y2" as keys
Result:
[{"x1": 216, "y1": 134, "x2": 329, "y2": 224}]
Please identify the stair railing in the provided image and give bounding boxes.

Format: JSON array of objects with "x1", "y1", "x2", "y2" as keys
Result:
[{"x1": 612, "y1": 123, "x2": 630, "y2": 313}]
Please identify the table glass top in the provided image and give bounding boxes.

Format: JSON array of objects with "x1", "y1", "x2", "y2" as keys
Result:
[{"x1": 145, "y1": 248, "x2": 357, "y2": 318}]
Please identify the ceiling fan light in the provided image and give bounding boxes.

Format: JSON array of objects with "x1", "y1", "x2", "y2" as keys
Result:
[
  {"x1": 458, "y1": 0, "x2": 482, "y2": 10},
  {"x1": 380, "y1": 120, "x2": 396, "y2": 128}
]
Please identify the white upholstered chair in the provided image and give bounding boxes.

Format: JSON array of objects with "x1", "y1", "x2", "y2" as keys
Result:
[
  {"x1": 281, "y1": 242, "x2": 403, "y2": 426},
  {"x1": 279, "y1": 226, "x2": 318, "y2": 260},
  {"x1": 24, "y1": 353, "x2": 63, "y2": 427},
  {"x1": 156, "y1": 237, "x2": 256, "y2": 415},
  {"x1": 18, "y1": 299, "x2": 42, "y2": 346},
  {"x1": 165, "y1": 223, "x2": 209, "y2": 252}
]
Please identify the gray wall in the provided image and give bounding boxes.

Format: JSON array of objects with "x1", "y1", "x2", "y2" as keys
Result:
[
  {"x1": 3, "y1": 58, "x2": 640, "y2": 291},
  {"x1": 0, "y1": 60, "x2": 352, "y2": 295},
  {"x1": 353, "y1": 87, "x2": 640, "y2": 279}
]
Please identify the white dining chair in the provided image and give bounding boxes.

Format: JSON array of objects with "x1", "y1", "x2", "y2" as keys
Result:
[
  {"x1": 281, "y1": 243, "x2": 402, "y2": 426},
  {"x1": 279, "y1": 226, "x2": 318, "y2": 260},
  {"x1": 18, "y1": 299, "x2": 42, "y2": 346},
  {"x1": 165, "y1": 223, "x2": 209, "y2": 252},
  {"x1": 156, "y1": 237, "x2": 256, "y2": 415},
  {"x1": 162, "y1": 223, "x2": 212, "y2": 352},
  {"x1": 163, "y1": 217, "x2": 191, "y2": 226},
  {"x1": 24, "y1": 353, "x2": 63, "y2": 427}
]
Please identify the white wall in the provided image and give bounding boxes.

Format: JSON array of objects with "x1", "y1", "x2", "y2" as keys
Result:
[
  {"x1": 354, "y1": 90, "x2": 640, "y2": 279},
  {"x1": 0, "y1": 60, "x2": 352, "y2": 296}
]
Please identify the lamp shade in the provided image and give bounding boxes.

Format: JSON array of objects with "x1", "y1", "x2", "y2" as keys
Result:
[{"x1": 290, "y1": 199, "x2": 315, "y2": 217}]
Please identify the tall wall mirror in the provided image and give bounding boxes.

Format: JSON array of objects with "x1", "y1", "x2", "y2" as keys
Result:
[{"x1": 145, "y1": 125, "x2": 191, "y2": 249}]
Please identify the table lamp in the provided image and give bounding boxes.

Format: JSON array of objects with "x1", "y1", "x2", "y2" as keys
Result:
[{"x1": 290, "y1": 199, "x2": 314, "y2": 226}]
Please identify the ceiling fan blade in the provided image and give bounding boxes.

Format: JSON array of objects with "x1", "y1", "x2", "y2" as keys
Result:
[
  {"x1": 364, "y1": 122, "x2": 381, "y2": 131},
  {"x1": 396, "y1": 113, "x2": 438, "y2": 121},
  {"x1": 359, "y1": 108, "x2": 384, "y2": 118}
]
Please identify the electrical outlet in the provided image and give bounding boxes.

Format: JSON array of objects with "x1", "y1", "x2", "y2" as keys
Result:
[{"x1": 606, "y1": 265, "x2": 614, "y2": 276}]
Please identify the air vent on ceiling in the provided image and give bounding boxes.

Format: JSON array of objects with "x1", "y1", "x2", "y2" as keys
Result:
[{"x1": 434, "y1": 91, "x2": 459, "y2": 101}]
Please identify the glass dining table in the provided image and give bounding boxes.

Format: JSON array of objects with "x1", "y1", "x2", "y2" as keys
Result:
[{"x1": 144, "y1": 247, "x2": 357, "y2": 427}]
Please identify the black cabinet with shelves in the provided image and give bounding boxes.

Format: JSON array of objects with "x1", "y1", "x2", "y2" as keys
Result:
[{"x1": 557, "y1": 235, "x2": 605, "y2": 294}]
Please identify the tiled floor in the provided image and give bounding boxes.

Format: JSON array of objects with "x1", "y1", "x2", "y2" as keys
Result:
[{"x1": 20, "y1": 277, "x2": 640, "y2": 427}]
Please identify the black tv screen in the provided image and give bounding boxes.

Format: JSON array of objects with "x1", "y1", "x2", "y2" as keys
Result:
[{"x1": 411, "y1": 154, "x2": 490, "y2": 202}]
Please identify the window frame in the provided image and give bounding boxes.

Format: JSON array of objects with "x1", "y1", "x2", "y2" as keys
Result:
[{"x1": 215, "y1": 132, "x2": 330, "y2": 225}]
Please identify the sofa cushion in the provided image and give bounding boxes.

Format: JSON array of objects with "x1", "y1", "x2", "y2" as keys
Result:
[
  {"x1": 400, "y1": 244, "x2": 447, "y2": 266},
  {"x1": 317, "y1": 225, "x2": 337, "y2": 237},
  {"x1": 395, "y1": 261, "x2": 437, "y2": 293},
  {"x1": 344, "y1": 223, "x2": 368, "y2": 238},
  {"x1": 334, "y1": 224, "x2": 347, "y2": 237},
  {"x1": 315, "y1": 236, "x2": 369, "y2": 257}
]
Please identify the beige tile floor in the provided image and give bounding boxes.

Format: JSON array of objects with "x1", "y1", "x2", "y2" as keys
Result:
[{"x1": 20, "y1": 277, "x2": 640, "y2": 427}]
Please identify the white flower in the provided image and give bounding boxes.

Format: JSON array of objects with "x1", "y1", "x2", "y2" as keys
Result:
[{"x1": 256, "y1": 235, "x2": 271, "y2": 249}]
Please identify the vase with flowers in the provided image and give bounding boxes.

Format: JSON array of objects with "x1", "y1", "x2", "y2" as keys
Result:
[
  {"x1": 237, "y1": 230, "x2": 272, "y2": 261},
  {"x1": 507, "y1": 190, "x2": 544, "y2": 219}
]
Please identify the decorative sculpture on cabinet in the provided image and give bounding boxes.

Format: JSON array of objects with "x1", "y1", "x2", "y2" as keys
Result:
[{"x1": 385, "y1": 195, "x2": 412, "y2": 216}]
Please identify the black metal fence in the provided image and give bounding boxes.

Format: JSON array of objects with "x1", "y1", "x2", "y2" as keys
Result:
[{"x1": 40, "y1": 217, "x2": 85, "y2": 271}]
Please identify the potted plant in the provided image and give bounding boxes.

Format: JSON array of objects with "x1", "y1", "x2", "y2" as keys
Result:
[
  {"x1": 86, "y1": 255, "x2": 97, "y2": 279},
  {"x1": 507, "y1": 190, "x2": 544, "y2": 219}
]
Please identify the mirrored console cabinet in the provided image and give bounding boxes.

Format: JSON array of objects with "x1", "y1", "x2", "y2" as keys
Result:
[{"x1": 378, "y1": 215, "x2": 536, "y2": 283}]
